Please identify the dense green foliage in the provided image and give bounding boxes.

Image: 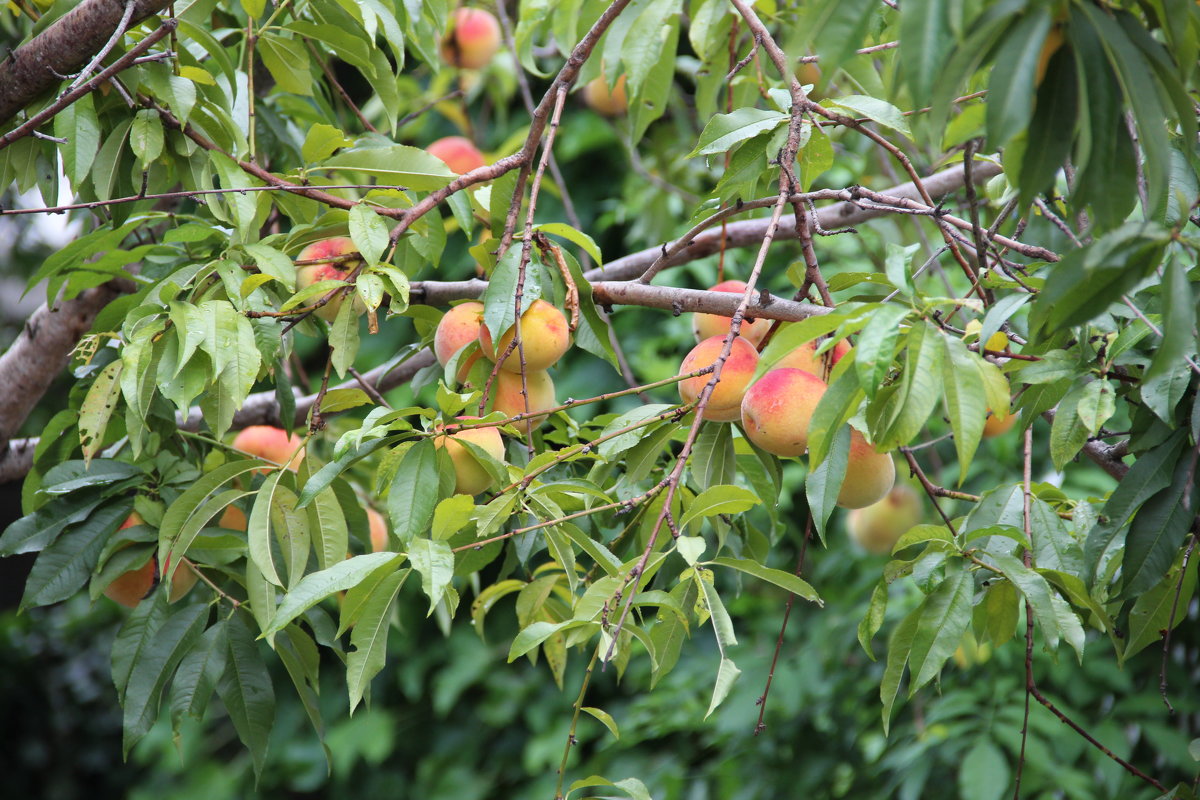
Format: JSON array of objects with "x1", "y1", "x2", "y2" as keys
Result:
[{"x1": 2, "y1": 0, "x2": 1200, "y2": 797}]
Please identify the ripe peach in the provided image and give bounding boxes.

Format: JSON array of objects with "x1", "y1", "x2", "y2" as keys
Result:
[
  {"x1": 435, "y1": 301, "x2": 485, "y2": 382},
  {"x1": 846, "y1": 484, "x2": 922, "y2": 554},
  {"x1": 368, "y1": 508, "x2": 389, "y2": 552},
  {"x1": 435, "y1": 418, "x2": 506, "y2": 495},
  {"x1": 440, "y1": 7, "x2": 502, "y2": 69},
  {"x1": 218, "y1": 504, "x2": 247, "y2": 530},
  {"x1": 427, "y1": 136, "x2": 487, "y2": 174},
  {"x1": 296, "y1": 237, "x2": 366, "y2": 323},
  {"x1": 836, "y1": 431, "x2": 896, "y2": 509},
  {"x1": 232, "y1": 425, "x2": 305, "y2": 471},
  {"x1": 983, "y1": 409, "x2": 1018, "y2": 438},
  {"x1": 679, "y1": 336, "x2": 760, "y2": 422},
  {"x1": 104, "y1": 514, "x2": 198, "y2": 606},
  {"x1": 739, "y1": 368, "x2": 826, "y2": 455},
  {"x1": 692, "y1": 280, "x2": 771, "y2": 346},
  {"x1": 491, "y1": 369, "x2": 556, "y2": 434},
  {"x1": 478, "y1": 299, "x2": 571, "y2": 373},
  {"x1": 774, "y1": 338, "x2": 852, "y2": 379},
  {"x1": 583, "y1": 74, "x2": 628, "y2": 116}
]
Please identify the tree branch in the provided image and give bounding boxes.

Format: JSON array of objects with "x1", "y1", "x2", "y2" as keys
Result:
[
  {"x1": 0, "y1": 279, "x2": 135, "y2": 453},
  {"x1": 0, "y1": 0, "x2": 169, "y2": 127}
]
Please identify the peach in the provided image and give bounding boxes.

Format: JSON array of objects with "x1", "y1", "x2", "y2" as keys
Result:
[
  {"x1": 983, "y1": 408, "x2": 1018, "y2": 438},
  {"x1": 232, "y1": 425, "x2": 305, "y2": 471},
  {"x1": 692, "y1": 280, "x2": 771, "y2": 346},
  {"x1": 739, "y1": 368, "x2": 826, "y2": 455},
  {"x1": 434, "y1": 301, "x2": 485, "y2": 382},
  {"x1": 774, "y1": 338, "x2": 852, "y2": 379},
  {"x1": 679, "y1": 335, "x2": 760, "y2": 422},
  {"x1": 435, "y1": 418, "x2": 506, "y2": 495},
  {"x1": 296, "y1": 237, "x2": 366, "y2": 322},
  {"x1": 836, "y1": 431, "x2": 896, "y2": 509},
  {"x1": 218, "y1": 504, "x2": 247, "y2": 530},
  {"x1": 427, "y1": 136, "x2": 487, "y2": 174},
  {"x1": 440, "y1": 7, "x2": 502, "y2": 70},
  {"x1": 491, "y1": 369, "x2": 556, "y2": 434},
  {"x1": 368, "y1": 507, "x2": 389, "y2": 552},
  {"x1": 846, "y1": 484, "x2": 922, "y2": 554},
  {"x1": 104, "y1": 514, "x2": 198, "y2": 606},
  {"x1": 583, "y1": 74, "x2": 628, "y2": 116},
  {"x1": 478, "y1": 299, "x2": 571, "y2": 373}
]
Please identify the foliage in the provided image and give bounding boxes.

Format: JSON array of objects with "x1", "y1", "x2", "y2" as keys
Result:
[{"x1": 2, "y1": 0, "x2": 1200, "y2": 797}]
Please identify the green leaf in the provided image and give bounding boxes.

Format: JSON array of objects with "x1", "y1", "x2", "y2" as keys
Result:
[
  {"x1": 678, "y1": 485, "x2": 760, "y2": 531},
  {"x1": 907, "y1": 561, "x2": 972, "y2": 692},
  {"x1": 1121, "y1": 453, "x2": 1196, "y2": 599},
  {"x1": 1030, "y1": 224, "x2": 1167, "y2": 336},
  {"x1": 581, "y1": 706, "x2": 620, "y2": 740},
  {"x1": 704, "y1": 656, "x2": 741, "y2": 719},
  {"x1": 986, "y1": 552, "x2": 1063, "y2": 652},
  {"x1": 828, "y1": 95, "x2": 912, "y2": 139},
  {"x1": 22, "y1": 502, "x2": 128, "y2": 610},
  {"x1": 868, "y1": 321, "x2": 945, "y2": 451},
  {"x1": 1123, "y1": 550, "x2": 1198, "y2": 662},
  {"x1": 248, "y1": 469, "x2": 285, "y2": 587},
  {"x1": 958, "y1": 738, "x2": 1010, "y2": 800},
  {"x1": 170, "y1": 621, "x2": 228, "y2": 728},
  {"x1": 805, "y1": 424, "x2": 850, "y2": 545},
  {"x1": 1075, "y1": 379, "x2": 1116, "y2": 435},
  {"x1": 689, "y1": 107, "x2": 788, "y2": 157},
  {"x1": 1049, "y1": 379, "x2": 1091, "y2": 471},
  {"x1": 985, "y1": 10, "x2": 1052, "y2": 148},
  {"x1": 322, "y1": 144, "x2": 454, "y2": 191},
  {"x1": 708, "y1": 557, "x2": 821, "y2": 604},
  {"x1": 218, "y1": 613, "x2": 275, "y2": 779},
  {"x1": 533, "y1": 222, "x2": 602, "y2": 267},
  {"x1": 329, "y1": 298, "x2": 360, "y2": 378},
  {"x1": 54, "y1": 93, "x2": 100, "y2": 186},
  {"x1": 78, "y1": 358, "x2": 122, "y2": 464},
  {"x1": 942, "y1": 337, "x2": 988, "y2": 484},
  {"x1": 881, "y1": 606, "x2": 921, "y2": 734},
  {"x1": 263, "y1": 552, "x2": 404, "y2": 636},
  {"x1": 808, "y1": 0, "x2": 877, "y2": 76},
  {"x1": 130, "y1": 109, "x2": 164, "y2": 166},
  {"x1": 387, "y1": 439, "x2": 441, "y2": 544},
  {"x1": 409, "y1": 538, "x2": 454, "y2": 614},
  {"x1": 347, "y1": 567, "x2": 408, "y2": 713},
  {"x1": 509, "y1": 620, "x2": 581, "y2": 661},
  {"x1": 899, "y1": 0, "x2": 952, "y2": 106},
  {"x1": 349, "y1": 202, "x2": 388, "y2": 266},
  {"x1": 567, "y1": 776, "x2": 652, "y2": 800},
  {"x1": 858, "y1": 579, "x2": 888, "y2": 660},
  {"x1": 854, "y1": 305, "x2": 908, "y2": 400},
  {"x1": 677, "y1": 536, "x2": 706, "y2": 565},
  {"x1": 597, "y1": 404, "x2": 675, "y2": 459},
  {"x1": 258, "y1": 34, "x2": 312, "y2": 95},
  {"x1": 122, "y1": 604, "x2": 208, "y2": 754},
  {"x1": 306, "y1": 483, "x2": 350, "y2": 572},
  {"x1": 301, "y1": 123, "x2": 354, "y2": 163},
  {"x1": 807, "y1": 353, "x2": 865, "y2": 467},
  {"x1": 1084, "y1": 429, "x2": 1186, "y2": 584},
  {"x1": 112, "y1": 592, "x2": 169, "y2": 701}
]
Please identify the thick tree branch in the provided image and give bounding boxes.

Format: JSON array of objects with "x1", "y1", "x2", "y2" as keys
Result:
[
  {"x1": 0, "y1": 279, "x2": 135, "y2": 453},
  {"x1": 0, "y1": 0, "x2": 169, "y2": 127}
]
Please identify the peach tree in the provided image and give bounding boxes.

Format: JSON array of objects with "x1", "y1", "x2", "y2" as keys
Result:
[{"x1": 1, "y1": 0, "x2": 1198, "y2": 796}]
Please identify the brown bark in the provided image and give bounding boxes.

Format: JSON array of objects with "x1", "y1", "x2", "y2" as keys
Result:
[
  {"x1": 0, "y1": 280, "x2": 133, "y2": 452},
  {"x1": 0, "y1": 0, "x2": 169, "y2": 126}
]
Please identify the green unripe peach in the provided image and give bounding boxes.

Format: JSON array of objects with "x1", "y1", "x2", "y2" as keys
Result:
[{"x1": 846, "y1": 484, "x2": 922, "y2": 554}]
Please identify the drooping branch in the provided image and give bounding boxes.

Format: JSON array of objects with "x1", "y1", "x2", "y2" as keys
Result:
[
  {"x1": 0, "y1": 279, "x2": 136, "y2": 454},
  {"x1": 0, "y1": 0, "x2": 170, "y2": 127}
]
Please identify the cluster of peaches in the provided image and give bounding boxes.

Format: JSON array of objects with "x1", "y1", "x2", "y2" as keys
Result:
[{"x1": 676, "y1": 279, "x2": 896, "y2": 511}]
